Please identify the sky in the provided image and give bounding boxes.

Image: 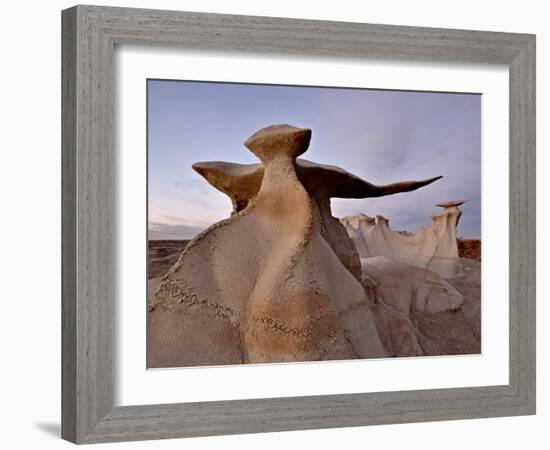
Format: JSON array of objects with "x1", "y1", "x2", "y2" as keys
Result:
[{"x1": 148, "y1": 80, "x2": 481, "y2": 240}]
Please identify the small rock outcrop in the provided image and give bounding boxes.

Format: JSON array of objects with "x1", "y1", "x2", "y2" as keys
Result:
[{"x1": 363, "y1": 257, "x2": 464, "y2": 357}]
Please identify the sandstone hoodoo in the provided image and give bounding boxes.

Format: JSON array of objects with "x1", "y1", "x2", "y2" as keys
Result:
[
  {"x1": 340, "y1": 200, "x2": 467, "y2": 279},
  {"x1": 192, "y1": 157, "x2": 441, "y2": 281},
  {"x1": 148, "y1": 124, "x2": 479, "y2": 368}
]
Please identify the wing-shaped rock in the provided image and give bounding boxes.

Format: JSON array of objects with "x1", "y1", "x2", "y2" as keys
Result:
[
  {"x1": 192, "y1": 159, "x2": 441, "y2": 281},
  {"x1": 192, "y1": 159, "x2": 441, "y2": 208}
]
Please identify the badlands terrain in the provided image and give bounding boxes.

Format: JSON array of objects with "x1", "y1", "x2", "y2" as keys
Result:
[
  {"x1": 149, "y1": 239, "x2": 480, "y2": 282},
  {"x1": 148, "y1": 238, "x2": 481, "y2": 361},
  {"x1": 147, "y1": 124, "x2": 481, "y2": 368}
]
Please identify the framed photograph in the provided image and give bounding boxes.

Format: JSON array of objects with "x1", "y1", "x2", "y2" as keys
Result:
[{"x1": 62, "y1": 5, "x2": 536, "y2": 444}]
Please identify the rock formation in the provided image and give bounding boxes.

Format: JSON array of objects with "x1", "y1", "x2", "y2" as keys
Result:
[
  {"x1": 363, "y1": 257, "x2": 463, "y2": 356},
  {"x1": 150, "y1": 125, "x2": 383, "y2": 366},
  {"x1": 192, "y1": 159, "x2": 441, "y2": 281},
  {"x1": 340, "y1": 200, "x2": 466, "y2": 279},
  {"x1": 148, "y1": 124, "x2": 474, "y2": 367}
]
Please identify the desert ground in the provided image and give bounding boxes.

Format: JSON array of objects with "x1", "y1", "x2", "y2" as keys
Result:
[{"x1": 148, "y1": 240, "x2": 190, "y2": 279}]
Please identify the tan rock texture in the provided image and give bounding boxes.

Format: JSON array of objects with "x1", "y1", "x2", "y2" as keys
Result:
[
  {"x1": 412, "y1": 258, "x2": 481, "y2": 356},
  {"x1": 362, "y1": 257, "x2": 464, "y2": 357}
]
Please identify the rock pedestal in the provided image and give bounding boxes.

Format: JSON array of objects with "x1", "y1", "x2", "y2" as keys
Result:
[{"x1": 341, "y1": 200, "x2": 466, "y2": 279}]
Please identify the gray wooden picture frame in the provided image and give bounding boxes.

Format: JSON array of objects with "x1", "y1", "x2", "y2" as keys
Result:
[{"x1": 61, "y1": 4, "x2": 536, "y2": 444}]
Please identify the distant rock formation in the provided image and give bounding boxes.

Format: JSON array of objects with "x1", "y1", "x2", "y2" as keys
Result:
[
  {"x1": 340, "y1": 201, "x2": 466, "y2": 279},
  {"x1": 147, "y1": 125, "x2": 470, "y2": 367}
]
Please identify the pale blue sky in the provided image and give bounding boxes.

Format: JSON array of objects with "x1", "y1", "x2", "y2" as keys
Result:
[{"x1": 148, "y1": 80, "x2": 481, "y2": 239}]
